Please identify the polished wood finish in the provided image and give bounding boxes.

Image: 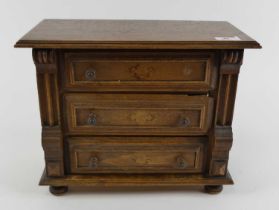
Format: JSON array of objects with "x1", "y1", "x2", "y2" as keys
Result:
[
  {"x1": 33, "y1": 49, "x2": 64, "y2": 177},
  {"x1": 207, "y1": 50, "x2": 243, "y2": 177},
  {"x1": 64, "y1": 94, "x2": 213, "y2": 135},
  {"x1": 40, "y1": 170, "x2": 233, "y2": 187},
  {"x1": 49, "y1": 186, "x2": 68, "y2": 195},
  {"x1": 15, "y1": 19, "x2": 261, "y2": 195},
  {"x1": 68, "y1": 137, "x2": 205, "y2": 174},
  {"x1": 204, "y1": 185, "x2": 223, "y2": 194},
  {"x1": 15, "y1": 19, "x2": 261, "y2": 49},
  {"x1": 63, "y1": 51, "x2": 217, "y2": 92}
]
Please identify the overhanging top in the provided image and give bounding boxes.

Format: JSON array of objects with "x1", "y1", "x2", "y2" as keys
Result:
[{"x1": 14, "y1": 19, "x2": 261, "y2": 49}]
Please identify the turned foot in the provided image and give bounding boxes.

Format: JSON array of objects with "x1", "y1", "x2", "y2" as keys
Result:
[
  {"x1": 204, "y1": 185, "x2": 223, "y2": 194},
  {"x1": 49, "y1": 186, "x2": 68, "y2": 195}
]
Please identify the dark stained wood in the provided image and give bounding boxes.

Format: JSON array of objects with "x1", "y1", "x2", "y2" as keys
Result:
[
  {"x1": 33, "y1": 49, "x2": 64, "y2": 177},
  {"x1": 15, "y1": 20, "x2": 261, "y2": 195},
  {"x1": 64, "y1": 94, "x2": 213, "y2": 136},
  {"x1": 207, "y1": 50, "x2": 243, "y2": 177},
  {"x1": 68, "y1": 137, "x2": 205, "y2": 174},
  {"x1": 40, "y1": 169, "x2": 233, "y2": 187},
  {"x1": 15, "y1": 19, "x2": 261, "y2": 49},
  {"x1": 204, "y1": 185, "x2": 223, "y2": 194},
  {"x1": 63, "y1": 50, "x2": 217, "y2": 92},
  {"x1": 49, "y1": 186, "x2": 68, "y2": 195}
]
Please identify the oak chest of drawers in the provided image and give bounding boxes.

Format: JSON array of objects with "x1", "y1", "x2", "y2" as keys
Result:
[{"x1": 15, "y1": 19, "x2": 261, "y2": 195}]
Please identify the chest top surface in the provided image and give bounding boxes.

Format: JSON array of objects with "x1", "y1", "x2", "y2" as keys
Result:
[{"x1": 15, "y1": 19, "x2": 261, "y2": 49}]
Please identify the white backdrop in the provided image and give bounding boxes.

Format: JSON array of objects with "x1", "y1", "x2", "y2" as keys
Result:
[{"x1": 0, "y1": 0, "x2": 278, "y2": 209}]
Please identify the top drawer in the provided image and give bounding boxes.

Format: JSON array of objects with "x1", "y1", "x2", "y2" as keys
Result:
[{"x1": 63, "y1": 51, "x2": 217, "y2": 92}]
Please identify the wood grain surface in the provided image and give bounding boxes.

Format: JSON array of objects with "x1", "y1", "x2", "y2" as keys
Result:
[{"x1": 15, "y1": 19, "x2": 261, "y2": 49}]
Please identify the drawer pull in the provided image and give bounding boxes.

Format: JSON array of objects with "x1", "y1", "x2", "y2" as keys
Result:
[
  {"x1": 176, "y1": 156, "x2": 187, "y2": 169},
  {"x1": 182, "y1": 117, "x2": 191, "y2": 127},
  {"x1": 89, "y1": 157, "x2": 98, "y2": 169},
  {"x1": 85, "y1": 69, "x2": 96, "y2": 80},
  {"x1": 87, "y1": 113, "x2": 97, "y2": 125}
]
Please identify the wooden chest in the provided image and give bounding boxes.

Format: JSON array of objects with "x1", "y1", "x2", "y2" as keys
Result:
[{"x1": 15, "y1": 19, "x2": 261, "y2": 195}]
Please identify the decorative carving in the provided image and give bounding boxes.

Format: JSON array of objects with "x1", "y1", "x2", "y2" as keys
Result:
[
  {"x1": 129, "y1": 64, "x2": 154, "y2": 80},
  {"x1": 216, "y1": 73, "x2": 238, "y2": 125},
  {"x1": 211, "y1": 160, "x2": 227, "y2": 176},
  {"x1": 183, "y1": 66, "x2": 193, "y2": 76},
  {"x1": 129, "y1": 111, "x2": 154, "y2": 124},
  {"x1": 36, "y1": 73, "x2": 59, "y2": 126},
  {"x1": 33, "y1": 49, "x2": 60, "y2": 126},
  {"x1": 33, "y1": 49, "x2": 56, "y2": 64},
  {"x1": 207, "y1": 50, "x2": 243, "y2": 177},
  {"x1": 216, "y1": 50, "x2": 243, "y2": 126},
  {"x1": 33, "y1": 49, "x2": 64, "y2": 177},
  {"x1": 46, "y1": 162, "x2": 61, "y2": 177},
  {"x1": 220, "y1": 50, "x2": 243, "y2": 74},
  {"x1": 42, "y1": 127, "x2": 64, "y2": 177},
  {"x1": 131, "y1": 154, "x2": 151, "y2": 165},
  {"x1": 208, "y1": 127, "x2": 233, "y2": 176},
  {"x1": 222, "y1": 50, "x2": 243, "y2": 65}
]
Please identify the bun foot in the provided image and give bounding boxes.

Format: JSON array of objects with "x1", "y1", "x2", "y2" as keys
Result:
[
  {"x1": 49, "y1": 186, "x2": 68, "y2": 195},
  {"x1": 204, "y1": 185, "x2": 223, "y2": 194}
]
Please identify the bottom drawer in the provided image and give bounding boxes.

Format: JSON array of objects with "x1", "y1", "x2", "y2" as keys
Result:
[{"x1": 68, "y1": 137, "x2": 206, "y2": 174}]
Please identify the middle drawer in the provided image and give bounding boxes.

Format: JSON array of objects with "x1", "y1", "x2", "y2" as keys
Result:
[{"x1": 64, "y1": 94, "x2": 213, "y2": 135}]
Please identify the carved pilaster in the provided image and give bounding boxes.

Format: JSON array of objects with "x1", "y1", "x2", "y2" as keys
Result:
[
  {"x1": 209, "y1": 127, "x2": 233, "y2": 176},
  {"x1": 42, "y1": 127, "x2": 64, "y2": 176},
  {"x1": 33, "y1": 49, "x2": 60, "y2": 126},
  {"x1": 33, "y1": 49, "x2": 64, "y2": 177},
  {"x1": 208, "y1": 50, "x2": 243, "y2": 176}
]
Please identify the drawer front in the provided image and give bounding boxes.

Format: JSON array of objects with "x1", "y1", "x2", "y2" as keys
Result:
[
  {"x1": 64, "y1": 94, "x2": 213, "y2": 135},
  {"x1": 68, "y1": 137, "x2": 206, "y2": 174},
  {"x1": 63, "y1": 52, "x2": 217, "y2": 92}
]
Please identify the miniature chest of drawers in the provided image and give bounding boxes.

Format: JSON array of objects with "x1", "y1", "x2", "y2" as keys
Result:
[{"x1": 15, "y1": 19, "x2": 261, "y2": 195}]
